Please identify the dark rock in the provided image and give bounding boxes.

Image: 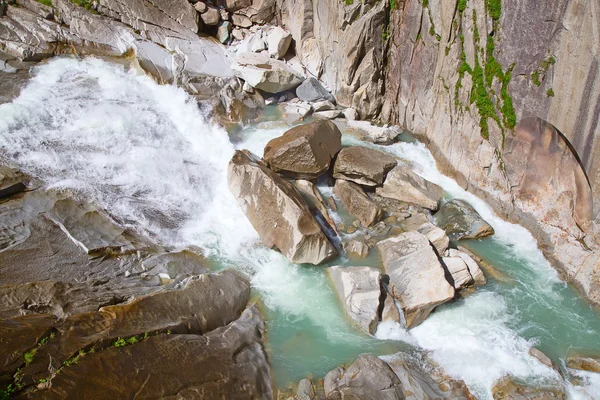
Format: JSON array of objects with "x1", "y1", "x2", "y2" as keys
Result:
[
  {"x1": 434, "y1": 199, "x2": 495, "y2": 241},
  {"x1": 296, "y1": 77, "x2": 335, "y2": 103}
]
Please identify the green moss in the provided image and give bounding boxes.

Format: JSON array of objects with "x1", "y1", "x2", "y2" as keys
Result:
[
  {"x1": 546, "y1": 88, "x2": 555, "y2": 97},
  {"x1": 71, "y1": 0, "x2": 94, "y2": 10},
  {"x1": 344, "y1": 0, "x2": 353, "y2": 4},
  {"x1": 531, "y1": 70, "x2": 541, "y2": 86},
  {"x1": 23, "y1": 348, "x2": 37, "y2": 365},
  {"x1": 486, "y1": 0, "x2": 502, "y2": 20},
  {"x1": 458, "y1": 0, "x2": 467, "y2": 13},
  {"x1": 429, "y1": 24, "x2": 435, "y2": 36},
  {"x1": 113, "y1": 338, "x2": 127, "y2": 348},
  {"x1": 500, "y1": 67, "x2": 516, "y2": 129},
  {"x1": 436, "y1": 34, "x2": 441, "y2": 41},
  {"x1": 389, "y1": 0, "x2": 396, "y2": 10},
  {"x1": 35, "y1": 0, "x2": 53, "y2": 6},
  {"x1": 423, "y1": 0, "x2": 429, "y2": 6}
]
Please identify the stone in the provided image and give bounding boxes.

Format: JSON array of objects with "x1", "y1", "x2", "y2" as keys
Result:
[
  {"x1": 333, "y1": 179, "x2": 382, "y2": 228},
  {"x1": 267, "y1": 26, "x2": 292, "y2": 59},
  {"x1": 296, "y1": 378, "x2": 315, "y2": 400},
  {"x1": 313, "y1": 110, "x2": 341, "y2": 119},
  {"x1": 376, "y1": 165, "x2": 444, "y2": 210},
  {"x1": 400, "y1": 213, "x2": 450, "y2": 254},
  {"x1": 0, "y1": 165, "x2": 29, "y2": 199},
  {"x1": 528, "y1": 347, "x2": 560, "y2": 374},
  {"x1": 377, "y1": 231, "x2": 455, "y2": 328},
  {"x1": 16, "y1": 0, "x2": 53, "y2": 19},
  {"x1": 217, "y1": 21, "x2": 233, "y2": 43},
  {"x1": 343, "y1": 108, "x2": 358, "y2": 121},
  {"x1": 434, "y1": 199, "x2": 495, "y2": 240},
  {"x1": 279, "y1": 101, "x2": 312, "y2": 123},
  {"x1": 326, "y1": 266, "x2": 382, "y2": 335},
  {"x1": 293, "y1": 179, "x2": 338, "y2": 234},
  {"x1": 232, "y1": 27, "x2": 244, "y2": 40},
  {"x1": 221, "y1": 0, "x2": 252, "y2": 12},
  {"x1": 237, "y1": 32, "x2": 265, "y2": 53},
  {"x1": 232, "y1": 52, "x2": 303, "y2": 93},
  {"x1": 227, "y1": 150, "x2": 336, "y2": 265},
  {"x1": 450, "y1": 248, "x2": 487, "y2": 286},
  {"x1": 312, "y1": 100, "x2": 336, "y2": 112},
  {"x1": 442, "y1": 257, "x2": 474, "y2": 290},
  {"x1": 201, "y1": 6, "x2": 220, "y2": 25},
  {"x1": 491, "y1": 375, "x2": 566, "y2": 399},
  {"x1": 264, "y1": 120, "x2": 341, "y2": 179},
  {"x1": 220, "y1": 8, "x2": 230, "y2": 21},
  {"x1": 194, "y1": 1, "x2": 207, "y2": 12},
  {"x1": 296, "y1": 77, "x2": 335, "y2": 103},
  {"x1": 333, "y1": 146, "x2": 398, "y2": 187},
  {"x1": 346, "y1": 121, "x2": 402, "y2": 145},
  {"x1": 232, "y1": 13, "x2": 252, "y2": 28},
  {"x1": 219, "y1": 80, "x2": 265, "y2": 123},
  {"x1": 346, "y1": 239, "x2": 369, "y2": 258},
  {"x1": 567, "y1": 355, "x2": 600, "y2": 373},
  {"x1": 324, "y1": 354, "x2": 405, "y2": 400}
]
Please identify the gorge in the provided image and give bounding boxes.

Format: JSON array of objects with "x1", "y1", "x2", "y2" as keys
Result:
[{"x1": 0, "y1": 0, "x2": 599, "y2": 399}]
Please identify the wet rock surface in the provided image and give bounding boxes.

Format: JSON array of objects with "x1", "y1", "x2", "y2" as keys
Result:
[
  {"x1": 491, "y1": 375, "x2": 566, "y2": 399},
  {"x1": 434, "y1": 199, "x2": 495, "y2": 241}
]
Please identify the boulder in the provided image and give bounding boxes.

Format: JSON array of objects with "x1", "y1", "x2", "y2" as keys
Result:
[
  {"x1": 296, "y1": 379, "x2": 316, "y2": 400},
  {"x1": 333, "y1": 179, "x2": 383, "y2": 228},
  {"x1": 0, "y1": 165, "x2": 29, "y2": 199},
  {"x1": 264, "y1": 120, "x2": 341, "y2": 179},
  {"x1": 528, "y1": 347, "x2": 561, "y2": 375},
  {"x1": 219, "y1": 80, "x2": 264, "y2": 123},
  {"x1": 231, "y1": 13, "x2": 252, "y2": 28},
  {"x1": 449, "y1": 248, "x2": 486, "y2": 286},
  {"x1": 296, "y1": 77, "x2": 335, "y2": 103},
  {"x1": 400, "y1": 213, "x2": 449, "y2": 254},
  {"x1": 314, "y1": 110, "x2": 341, "y2": 119},
  {"x1": 491, "y1": 375, "x2": 566, "y2": 399},
  {"x1": 194, "y1": 1, "x2": 207, "y2": 12},
  {"x1": 313, "y1": 100, "x2": 336, "y2": 112},
  {"x1": 293, "y1": 179, "x2": 338, "y2": 234},
  {"x1": 567, "y1": 355, "x2": 600, "y2": 373},
  {"x1": 326, "y1": 266, "x2": 382, "y2": 335},
  {"x1": 376, "y1": 165, "x2": 444, "y2": 210},
  {"x1": 267, "y1": 26, "x2": 292, "y2": 59},
  {"x1": 217, "y1": 21, "x2": 233, "y2": 43},
  {"x1": 333, "y1": 147, "x2": 398, "y2": 187},
  {"x1": 324, "y1": 354, "x2": 405, "y2": 400},
  {"x1": 343, "y1": 108, "x2": 358, "y2": 121},
  {"x1": 346, "y1": 240, "x2": 369, "y2": 258},
  {"x1": 227, "y1": 150, "x2": 336, "y2": 265},
  {"x1": 434, "y1": 199, "x2": 495, "y2": 240},
  {"x1": 346, "y1": 121, "x2": 402, "y2": 145},
  {"x1": 201, "y1": 6, "x2": 221, "y2": 26},
  {"x1": 442, "y1": 257, "x2": 473, "y2": 290},
  {"x1": 237, "y1": 32, "x2": 266, "y2": 53},
  {"x1": 377, "y1": 231, "x2": 455, "y2": 328},
  {"x1": 279, "y1": 101, "x2": 312, "y2": 123},
  {"x1": 232, "y1": 52, "x2": 303, "y2": 93},
  {"x1": 221, "y1": 0, "x2": 252, "y2": 12}
]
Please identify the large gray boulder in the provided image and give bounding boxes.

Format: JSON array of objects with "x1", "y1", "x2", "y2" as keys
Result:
[
  {"x1": 296, "y1": 77, "x2": 336, "y2": 103},
  {"x1": 376, "y1": 165, "x2": 444, "y2": 210},
  {"x1": 267, "y1": 26, "x2": 292, "y2": 59},
  {"x1": 264, "y1": 120, "x2": 342, "y2": 179},
  {"x1": 333, "y1": 179, "x2": 383, "y2": 228},
  {"x1": 324, "y1": 354, "x2": 405, "y2": 400},
  {"x1": 333, "y1": 146, "x2": 398, "y2": 187},
  {"x1": 434, "y1": 199, "x2": 495, "y2": 240},
  {"x1": 232, "y1": 52, "x2": 303, "y2": 93},
  {"x1": 326, "y1": 266, "x2": 381, "y2": 335},
  {"x1": 227, "y1": 150, "x2": 336, "y2": 265},
  {"x1": 377, "y1": 231, "x2": 455, "y2": 328}
]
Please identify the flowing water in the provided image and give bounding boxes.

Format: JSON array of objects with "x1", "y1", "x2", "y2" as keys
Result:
[{"x1": 1, "y1": 57, "x2": 599, "y2": 399}]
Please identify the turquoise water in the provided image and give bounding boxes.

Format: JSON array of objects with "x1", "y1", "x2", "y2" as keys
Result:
[{"x1": 1, "y1": 57, "x2": 599, "y2": 399}]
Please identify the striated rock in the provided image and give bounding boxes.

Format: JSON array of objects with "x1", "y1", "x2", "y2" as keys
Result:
[
  {"x1": 567, "y1": 355, "x2": 600, "y2": 373},
  {"x1": 346, "y1": 121, "x2": 402, "y2": 145},
  {"x1": 232, "y1": 52, "x2": 303, "y2": 93},
  {"x1": 491, "y1": 375, "x2": 566, "y2": 399},
  {"x1": 201, "y1": 6, "x2": 221, "y2": 25},
  {"x1": 442, "y1": 257, "x2": 473, "y2": 290},
  {"x1": 228, "y1": 150, "x2": 336, "y2": 264},
  {"x1": 377, "y1": 165, "x2": 444, "y2": 210},
  {"x1": 326, "y1": 266, "x2": 381, "y2": 335},
  {"x1": 231, "y1": 13, "x2": 252, "y2": 28},
  {"x1": 400, "y1": 213, "x2": 449, "y2": 254},
  {"x1": 264, "y1": 120, "x2": 341, "y2": 179},
  {"x1": 434, "y1": 200, "x2": 495, "y2": 241},
  {"x1": 377, "y1": 231, "x2": 455, "y2": 328},
  {"x1": 0, "y1": 164, "x2": 29, "y2": 199},
  {"x1": 324, "y1": 354, "x2": 405, "y2": 400},
  {"x1": 333, "y1": 179, "x2": 382, "y2": 228},
  {"x1": 333, "y1": 146, "x2": 398, "y2": 187},
  {"x1": 296, "y1": 77, "x2": 335, "y2": 103},
  {"x1": 267, "y1": 26, "x2": 292, "y2": 59},
  {"x1": 219, "y1": 80, "x2": 265, "y2": 123},
  {"x1": 346, "y1": 239, "x2": 369, "y2": 258},
  {"x1": 16, "y1": 0, "x2": 53, "y2": 19}
]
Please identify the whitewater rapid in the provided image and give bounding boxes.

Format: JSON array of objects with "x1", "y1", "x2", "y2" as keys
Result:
[{"x1": 1, "y1": 57, "x2": 599, "y2": 399}]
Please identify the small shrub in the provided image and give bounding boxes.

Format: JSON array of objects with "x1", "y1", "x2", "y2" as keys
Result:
[{"x1": 546, "y1": 88, "x2": 555, "y2": 97}]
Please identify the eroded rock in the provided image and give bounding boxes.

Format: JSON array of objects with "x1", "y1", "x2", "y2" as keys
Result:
[
  {"x1": 346, "y1": 239, "x2": 369, "y2": 258},
  {"x1": 400, "y1": 213, "x2": 449, "y2": 254},
  {"x1": 491, "y1": 375, "x2": 566, "y2": 399}
]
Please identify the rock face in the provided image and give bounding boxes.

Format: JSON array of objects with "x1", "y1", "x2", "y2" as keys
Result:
[
  {"x1": 434, "y1": 200, "x2": 495, "y2": 241},
  {"x1": 324, "y1": 354, "x2": 405, "y2": 400},
  {"x1": 232, "y1": 52, "x2": 303, "y2": 93},
  {"x1": 333, "y1": 146, "x2": 398, "y2": 187},
  {"x1": 264, "y1": 120, "x2": 342, "y2": 179},
  {"x1": 376, "y1": 165, "x2": 443, "y2": 210},
  {"x1": 227, "y1": 150, "x2": 336, "y2": 265},
  {"x1": 333, "y1": 179, "x2": 383, "y2": 228},
  {"x1": 326, "y1": 266, "x2": 381, "y2": 335},
  {"x1": 377, "y1": 231, "x2": 455, "y2": 328}
]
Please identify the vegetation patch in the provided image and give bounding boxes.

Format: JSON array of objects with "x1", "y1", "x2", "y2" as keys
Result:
[
  {"x1": 35, "y1": 0, "x2": 53, "y2": 6},
  {"x1": 546, "y1": 88, "x2": 555, "y2": 97}
]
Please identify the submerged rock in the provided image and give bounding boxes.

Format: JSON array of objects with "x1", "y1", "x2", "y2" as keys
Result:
[
  {"x1": 324, "y1": 354, "x2": 405, "y2": 400},
  {"x1": 491, "y1": 375, "x2": 566, "y2": 399},
  {"x1": 528, "y1": 347, "x2": 561, "y2": 375},
  {"x1": 434, "y1": 199, "x2": 495, "y2": 240},
  {"x1": 346, "y1": 239, "x2": 369, "y2": 258},
  {"x1": 377, "y1": 231, "x2": 455, "y2": 328},
  {"x1": 264, "y1": 120, "x2": 342, "y2": 179},
  {"x1": 228, "y1": 150, "x2": 336, "y2": 264},
  {"x1": 333, "y1": 146, "x2": 398, "y2": 187},
  {"x1": 567, "y1": 355, "x2": 600, "y2": 373},
  {"x1": 326, "y1": 266, "x2": 381, "y2": 335},
  {"x1": 376, "y1": 165, "x2": 443, "y2": 210},
  {"x1": 333, "y1": 179, "x2": 383, "y2": 228}
]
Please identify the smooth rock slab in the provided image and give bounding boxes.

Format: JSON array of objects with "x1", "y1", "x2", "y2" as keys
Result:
[
  {"x1": 228, "y1": 150, "x2": 336, "y2": 264},
  {"x1": 333, "y1": 146, "x2": 398, "y2": 187},
  {"x1": 449, "y1": 248, "x2": 486, "y2": 286},
  {"x1": 327, "y1": 266, "x2": 382, "y2": 335},
  {"x1": 434, "y1": 199, "x2": 495, "y2": 240},
  {"x1": 376, "y1": 165, "x2": 444, "y2": 210},
  {"x1": 264, "y1": 120, "x2": 342, "y2": 179},
  {"x1": 377, "y1": 231, "x2": 455, "y2": 328},
  {"x1": 333, "y1": 179, "x2": 382, "y2": 227}
]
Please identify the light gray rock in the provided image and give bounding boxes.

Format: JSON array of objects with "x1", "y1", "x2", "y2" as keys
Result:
[
  {"x1": 333, "y1": 179, "x2": 382, "y2": 228},
  {"x1": 267, "y1": 26, "x2": 292, "y2": 59},
  {"x1": 448, "y1": 248, "x2": 486, "y2": 286},
  {"x1": 227, "y1": 150, "x2": 336, "y2": 265},
  {"x1": 346, "y1": 121, "x2": 402, "y2": 145},
  {"x1": 279, "y1": 101, "x2": 312, "y2": 123},
  {"x1": 296, "y1": 379, "x2": 315, "y2": 400},
  {"x1": 194, "y1": 1, "x2": 207, "y2": 12},
  {"x1": 347, "y1": 239, "x2": 369, "y2": 258},
  {"x1": 313, "y1": 110, "x2": 341, "y2": 119},
  {"x1": 434, "y1": 199, "x2": 495, "y2": 240},
  {"x1": 232, "y1": 52, "x2": 303, "y2": 93},
  {"x1": 220, "y1": 8, "x2": 230, "y2": 21},
  {"x1": 237, "y1": 32, "x2": 265, "y2": 53},
  {"x1": 377, "y1": 231, "x2": 455, "y2": 328},
  {"x1": 528, "y1": 347, "x2": 560, "y2": 375},
  {"x1": 400, "y1": 213, "x2": 449, "y2": 254},
  {"x1": 16, "y1": 0, "x2": 53, "y2": 19},
  {"x1": 296, "y1": 77, "x2": 335, "y2": 103},
  {"x1": 217, "y1": 21, "x2": 232, "y2": 43},
  {"x1": 201, "y1": 6, "x2": 220, "y2": 25},
  {"x1": 377, "y1": 165, "x2": 444, "y2": 210},
  {"x1": 333, "y1": 146, "x2": 398, "y2": 187},
  {"x1": 264, "y1": 120, "x2": 341, "y2": 179},
  {"x1": 343, "y1": 108, "x2": 358, "y2": 121},
  {"x1": 327, "y1": 266, "x2": 382, "y2": 335},
  {"x1": 324, "y1": 354, "x2": 405, "y2": 400},
  {"x1": 312, "y1": 100, "x2": 336, "y2": 112},
  {"x1": 442, "y1": 257, "x2": 473, "y2": 290},
  {"x1": 232, "y1": 13, "x2": 252, "y2": 28}
]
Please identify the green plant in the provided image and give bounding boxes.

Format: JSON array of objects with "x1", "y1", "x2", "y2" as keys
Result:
[
  {"x1": 113, "y1": 338, "x2": 127, "y2": 348},
  {"x1": 486, "y1": 0, "x2": 502, "y2": 20},
  {"x1": 531, "y1": 71, "x2": 541, "y2": 86},
  {"x1": 546, "y1": 88, "x2": 555, "y2": 97},
  {"x1": 1, "y1": 384, "x2": 15, "y2": 400},
  {"x1": 344, "y1": 0, "x2": 353, "y2": 5},
  {"x1": 23, "y1": 348, "x2": 37, "y2": 365},
  {"x1": 458, "y1": 0, "x2": 467, "y2": 13},
  {"x1": 389, "y1": 0, "x2": 396, "y2": 10},
  {"x1": 423, "y1": 0, "x2": 429, "y2": 6},
  {"x1": 35, "y1": 0, "x2": 52, "y2": 6}
]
